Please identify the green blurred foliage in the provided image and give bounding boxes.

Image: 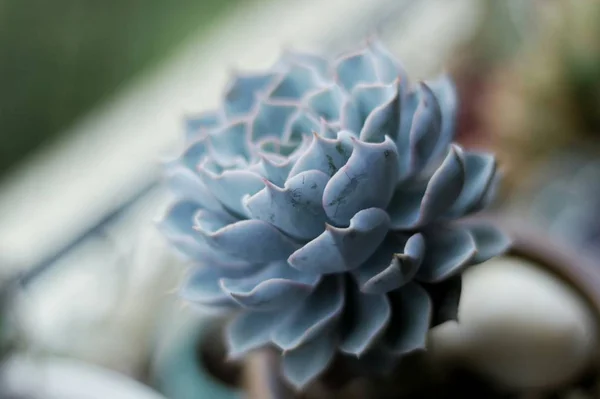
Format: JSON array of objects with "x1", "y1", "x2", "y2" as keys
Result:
[{"x1": 0, "y1": 0, "x2": 240, "y2": 177}]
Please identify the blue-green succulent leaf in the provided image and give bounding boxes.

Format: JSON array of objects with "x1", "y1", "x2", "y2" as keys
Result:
[
  {"x1": 354, "y1": 233, "x2": 424, "y2": 294},
  {"x1": 288, "y1": 131, "x2": 353, "y2": 179},
  {"x1": 335, "y1": 50, "x2": 378, "y2": 91},
  {"x1": 245, "y1": 170, "x2": 329, "y2": 241},
  {"x1": 388, "y1": 145, "x2": 465, "y2": 230},
  {"x1": 198, "y1": 169, "x2": 265, "y2": 218},
  {"x1": 224, "y1": 73, "x2": 276, "y2": 117},
  {"x1": 179, "y1": 266, "x2": 237, "y2": 308},
  {"x1": 466, "y1": 223, "x2": 512, "y2": 264},
  {"x1": 385, "y1": 282, "x2": 432, "y2": 354},
  {"x1": 197, "y1": 219, "x2": 300, "y2": 263},
  {"x1": 288, "y1": 208, "x2": 390, "y2": 274},
  {"x1": 416, "y1": 227, "x2": 476, "y2": 283},
  {"x1": 272, "y1": 276, "x2": 344, "y2": 350},
  {"x1": 185, "y1": 111, "x2": 221, "y2": 142},
  {"x1": 221, "y1": 260, "x2": 320, "y2": 311},
  {"x1": 425, "y1": 74, "x2": 457, "y2": 162},
  {"x1": 227, "y1": 310, "x2": 283, "y2": 359},
  {"x1": 281, "y1": 331, "x2": 337, "y2": 389},
  {"x1": 409, "y1": 83, "x2": 442, "y2": 173},
  {"x1": 446, "y1": 151, "x2": 497, "y2": 217},
  {"x1": 340, "y1": 287, "x2": 391, "y2": 356},
  {"x1": 323, "y1": 137, "x2": 399, "y2": 226}
]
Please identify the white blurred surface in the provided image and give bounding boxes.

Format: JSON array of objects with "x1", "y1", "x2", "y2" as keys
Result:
[
  {"x1": 1, "y1": 356, "x2": 167, "y2": 399},
  {"x1": 431, "y1": 256, "x2": 598, "y2": 390}
]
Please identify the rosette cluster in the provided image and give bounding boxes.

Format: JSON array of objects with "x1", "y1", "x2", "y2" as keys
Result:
[{"x1": 159, "y1": 39, "x2": 510, "y2": 388}]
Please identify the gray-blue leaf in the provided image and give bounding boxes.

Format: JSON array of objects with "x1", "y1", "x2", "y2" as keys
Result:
[
  {"x1": 245, "y1": 170, "x2": 329, "y2": 241},
  {"x1": 385, "y1": 282, "x2": 432, "y2": 354},
  {"x1": 388, "y1": 145, "x2": 465, "y2": 230},
  {"x1": 416, "y1": 226, "x2": 476, "y2": 283},
  {"x1": 281, "y1": 331, "x2": 337, "y2": 389},
  {"x1": 409, "y1": 83, "x2": 442, "y2": 173},
  {"x1": 197, "y1": 219, "x2": 301, "y2": 263},
  {"x1": 467, "y1": 223, "x2": 511, "y2": 264},
  {"x1": 446, "y1": 151, "x2": 496, "y2": 217},
  {"x1": 227, "y1": 310, "x2": 283, "y2": 359},
  {"x1": 224, "y1": 73, "x2": 276, "y2": 117},
  {"x1": 198, "y1": 169, "x2": 265, "y2": 218},
  {"x1": 323, "y1": 137, "x2": 399, "y2": 226},
  {"x1": 272, "y1": 276, "x2": 344, "y2": 350},
  {"x1": 340, "y1": 287, "x2": 391, "y2": 356},
  {"x1": 288, "y1": 131, "x2": 354, "y2": 178},
  {"x1": 288, "y1": 208, "x2": 390, "y2": 274},
  {"x1": 221, "y1": 260, "x2": 320, "y2": 310}
]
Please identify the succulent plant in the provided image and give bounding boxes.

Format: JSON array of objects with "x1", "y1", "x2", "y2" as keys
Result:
[{"x1": 159, "y1": 39, "x2": 509, "y2": 389}]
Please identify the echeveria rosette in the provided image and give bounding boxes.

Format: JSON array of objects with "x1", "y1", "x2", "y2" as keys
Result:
[{"x1": 159, "y1": 39, "x2": 510, "y2": 389}]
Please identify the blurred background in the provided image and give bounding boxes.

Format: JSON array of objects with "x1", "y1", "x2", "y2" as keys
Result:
[{"x1": 0, "y1": 0, "x2": 599, "y2": 397}]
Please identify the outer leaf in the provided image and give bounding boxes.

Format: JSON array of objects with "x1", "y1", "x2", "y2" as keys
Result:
[
  {"x1": 227, "y1": 310, "x2": 283, "y2": 359},
  {"x1": 288, "y1": 208, "x2": 389, "y2": 274},
  {"x1": 197, "y1": 219, "x2": 300, "y2": 263},
  {"x1": 340, "y1": 287, "x2": 391, "y2": 356},
  {"x1": 409, "y1": 83, "x2": 442, "y2": 173},
  {"x1": 180, "y1": 267, "x2": 235, "y2": 308},
  {"x1": 354, "y1": 234, "x2": 424, "y2": 294},
  {"x1": 272, "y1": 276, "x2": 344, "y2": 350},
  {"x1": 388, "y1": 145, "x2": 465, "y2": 230},
  {"x1": 335, "y1": 50, "x2": 378, "y2": 91},
  {"x1": 281, "y1": 331, "x2": 337, "y2": 389},
  {"x1": 385, "y1": 282, "x2": 432, "y2": 354},
  {"x1": 446, "y1": 151, "x2": 497, "y2": 217},
  {"x1": 466, "y1": 223, "x2": 511, "y2": 264},
  {"x1": 224, "y1": 73, "x2": 276, "y2": 117},
  {"x1": 416, "y1": 226, "x2": 476, "y2": 283},
  {"x1": 220, "y1": 260, "x2": 320, "y2": 311}
]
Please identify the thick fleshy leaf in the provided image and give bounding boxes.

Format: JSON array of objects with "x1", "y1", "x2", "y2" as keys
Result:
[
  {"x1": 323, "y1": 137, "x2": 399, "y2": 226},
  {"x1": 466, "y1": 223, "x2": 511, "y2": 264},
  {"x1": 426, "y1": 74, "x2": 458, "y2": 161},
  {"x1": 180, "y1": 137, "x2": 209, "y2": 171},
  {"x1": 249, "y1": 155, "x2": 293, "y2": 187},
  {"x1": 227, "y1": 310, "x2": 283, "y2": 359},
  {"x1": 163, "y1": 165, "x2": 224, "y2": 213},
  {"x1": 340, "y1": 288, "x2": 391, "y2": 356},
  {"x1": 281, "y1": 331, "x2": 337, "y2": 389},
  {"x1": 446, "y1": 151, "x2": 497, "y2": 217},
  {"x1": 409, "y1": 83, "x2": 442, "y2": 173},
  {"x1": 359, "y1": 82, "x2": 400, "y2": 143},
  {"x1": 396, "y1": 86, "x2": 420, "y2": 177},
  {"x1": 250, "y1": 101, "x2": 298, "y2": 141},
  {"x1": 185, "y1": 111, "x2": 221, "y2": 142},
  {"x1": 306, "y1": 85, "x2": 345, "y2": 122},
  {"x1": 220, "y1": 260, "x2": 320, "y2": 310},
  {"x1": 388, "y1": 146, "x2": 465, "y2": 230},
  {"x1": 335, "y1": 50, "x2": 378, "y2": 91},
  {"x1": 283, "y1": 109, "x2": 321, "y2": 143},
  {"x1": 245, "y1": 170, "x2": 329, "y2": 241},
  {"x1": 198, "y1": 168, "x2": 265, "y2": 217},
  {"x1": 279, "y1": 51, "x2": 329, "y2": 77},
  {"x1": 180, "y1": 267, "x2": 235, "y2": 307},
  {"x1": 207, "y1": 121, "x2": 251, "y2": 165},
  {"x1": 416, "y1": 227, "x2": 476, "y2": 283},
  {"x1": 385, "y1": 282, "x2": 432, "y2": 354},
  {"x1": 224, "y1": 73, "x2": 276, "y2": 117},
  {"x1": 269, "y1": 64, "x2": 322, "y2": 100},
  {"x1": 272, "y1": 276, "x2": 344, "y2": 350},
  {"x1": 289, "y1": 208, "x2": 390, "y2": 274},
  {"x1": 421, "y1": 276, "x2": 462, "y2": 327},
  {"x1": 353, "y1": 234, "x2": 424, "y2": 294},
  {"x1": 288, "y1": 131, "x2": 353, "y2": 178},
  {"x1": 197, "y1": 219, "x2": 300, "y2": 263},
  {"x1": 366, "y1": 38, "x2": 406, "y2": 84},
  {"x1": 157, "y1": 201, "x2": 205, "y2": 259}
]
